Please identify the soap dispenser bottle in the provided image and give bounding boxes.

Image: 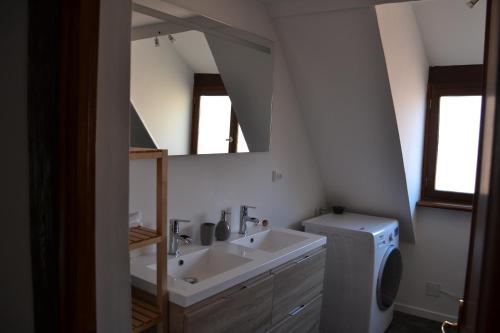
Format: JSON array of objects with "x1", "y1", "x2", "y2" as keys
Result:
[{"x1": 215, "y1": 210, "x2": 231, "y2": 241}]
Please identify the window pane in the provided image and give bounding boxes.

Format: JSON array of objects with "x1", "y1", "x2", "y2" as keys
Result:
[
  {"x1": 197, "y1": 96, "x2": 231, "y2": 154},
  {"x1": 237, "y1": 125, "x2": 249, "y2": 153},
  {"x1": 435, "y1": 96, "x2": 482, "y2": 193}
]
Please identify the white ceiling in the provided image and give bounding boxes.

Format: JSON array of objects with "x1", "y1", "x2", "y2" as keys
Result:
[
  {"x1": 259, "y1": 0, "x2": 486, "y2": 66},
  {"x1": 133, "y1": 0, "x2": 196, "y2": 18},
  {"x1": 257, "y1": 0, "x2": 288, "y2": 3},
  {"x1": 131, "y1": 0, "x2": 197, "y2": 27},
  {"x1": 412, "y1": 0, "x2": 486, "y2": 66},
  {"x1": 132, "y1": 12, "x2": 163, "y2": 27},
  {"x1": 170, "y1": 30, "x2": 219, "y2": 74}
]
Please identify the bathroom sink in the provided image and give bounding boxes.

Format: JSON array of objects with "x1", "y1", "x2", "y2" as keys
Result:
[
  {"x1": 231, "y1": 229, "x2": 308, "y2": 253},
  {"x1": 131, "y1": 227, "x2": 327, "y2": 306},
  {"x1": 164, "y1": 249, "x2": 252, "y2": 284}
]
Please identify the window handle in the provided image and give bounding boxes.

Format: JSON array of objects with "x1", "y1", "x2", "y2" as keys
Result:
[
  {"x1": 441, "y1": 321, "x2": 458, "y2": 332},
  {"x1": 225, "y1": 137, "x2": 234, "y2": 142}
]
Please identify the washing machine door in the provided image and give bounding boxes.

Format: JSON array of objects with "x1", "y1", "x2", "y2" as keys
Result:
[{"x1": 377, "y1": 245, "x2": 402, "y2": 311}]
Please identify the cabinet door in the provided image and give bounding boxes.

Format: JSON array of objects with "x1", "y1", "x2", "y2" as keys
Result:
[
  {"x1": 271, "y1": 248, "x2": 326, "y2": 325},
  {"x1": 268, "y1": 294, "x2": 322, "y2": 333},
  {"x1": 183, "y1": 273, "x2": 273, "y2": 333}
]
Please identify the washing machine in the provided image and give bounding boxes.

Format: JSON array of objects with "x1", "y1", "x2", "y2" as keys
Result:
[{"x1": 303, "y1": 213, "x2": 402, "y2": 333}]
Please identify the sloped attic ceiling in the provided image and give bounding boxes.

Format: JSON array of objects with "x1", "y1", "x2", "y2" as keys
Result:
[{"x1": 273, "y1": 6, "x2": 414, "y2": 242}]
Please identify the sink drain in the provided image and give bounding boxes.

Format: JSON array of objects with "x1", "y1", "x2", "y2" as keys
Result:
[{"x1": 182, "y1": 277, "x2": 198, "y2": 284}]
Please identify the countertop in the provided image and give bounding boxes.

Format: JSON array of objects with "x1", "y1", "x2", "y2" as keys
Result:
[{"x1": 130, "y1": 225, "x2": 326, "y2": 307}]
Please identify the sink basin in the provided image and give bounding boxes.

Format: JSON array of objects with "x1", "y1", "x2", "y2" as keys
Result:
[
  {"x1": 231, "y1": 230, "x2": 308, "y2": 253},
  {"x1": 164, "y1": 249, "x2": 252, "y2": 284}
]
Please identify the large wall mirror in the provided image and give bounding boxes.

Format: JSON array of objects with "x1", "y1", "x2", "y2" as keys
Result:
[{"x1": 130, "y1": 1, "x2": 273, "y2": 155}]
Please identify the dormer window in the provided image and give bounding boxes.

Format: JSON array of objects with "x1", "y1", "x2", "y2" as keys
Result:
[{"x1": 420, "y1": 65, "x2": 483, "y2": 210}]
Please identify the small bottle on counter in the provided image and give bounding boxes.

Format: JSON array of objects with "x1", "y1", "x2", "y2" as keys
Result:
[{"x1": 215, "y1": 210, "x2": 231, "y2": 241}]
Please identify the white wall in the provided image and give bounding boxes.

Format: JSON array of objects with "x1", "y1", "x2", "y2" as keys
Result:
[
  {"x1": 376, "y1": 2, "x2": 428, "y2": 218},
  {"x1": 131, "y1": 35, "x2": 194, "y2": 155},
  {"x1": 95, "y1": 0, "x2": 132, "y2": 331},
  {"x1": 0, "y1": 1, "x2": 34, "y2": 331},
  {"x1": 272, "y1": 6, "x2": 415, "y2": 242},
  {"x1": 396, "y1": 208, "x2": 471, "y2": 322},
  {"x1": 130, "y1": 0, "x2": 326, "y2": 243},
  {"x1": 374, "y1": 2, "x2": 476, "y2": 322}
]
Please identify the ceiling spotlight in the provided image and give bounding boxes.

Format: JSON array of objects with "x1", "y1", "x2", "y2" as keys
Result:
[
  {"x1": 466, "y1": 0, "x2": 480, "y2": 8},
  {"x1": 154, "y1": 31, "x2": 161, "y2": 47}
]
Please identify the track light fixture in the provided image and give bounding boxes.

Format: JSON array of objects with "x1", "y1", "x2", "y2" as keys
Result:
[{"x1": 154, "y1": 31, "x2": 161, "y2": 47}]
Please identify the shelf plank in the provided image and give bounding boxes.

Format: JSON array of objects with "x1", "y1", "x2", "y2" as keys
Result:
[
  {"x1": 129, "y1": 226, "x2": 162, "y2": 250},
  {"x1": 129, "y1": 148, "x2": 163, "y2": 160},
  {"x1": 132, "y1": 298, "x2": 161, "y2": 333}
]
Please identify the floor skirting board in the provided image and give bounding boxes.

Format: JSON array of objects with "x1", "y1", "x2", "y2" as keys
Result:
[{"x1": 393, "y1": 302, "x2": 458, "y2": 323}]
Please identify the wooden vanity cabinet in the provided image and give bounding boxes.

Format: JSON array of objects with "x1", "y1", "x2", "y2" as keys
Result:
[
  {"x1": 270, "y1": 247, "x2": 326, "y2": 326},
  {"x1": 170, "y1": 273, "x2": 274, "y2": 333},
  {"x1": 268, "y1": 294, "x2": 323, "y2": 333},
  {"x1": 169, "y1": 247, "x2": 326, "y2": 333}
]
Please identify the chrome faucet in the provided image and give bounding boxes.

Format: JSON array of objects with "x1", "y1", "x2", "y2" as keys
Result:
[
  {"x1": 168, "y1": 219, "x2": 192, "y2": 256},
  {"x1": 239, "y1": 205, "x2": 259, "y2": 235}
]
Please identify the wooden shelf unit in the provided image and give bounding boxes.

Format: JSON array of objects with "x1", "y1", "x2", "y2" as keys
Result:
[
  {"x1": 129, "y1": 226, "x2": 162, "y2": 250},
  {"x1": 132, "y1": 298, "x2": 162, "y2": 333},
  {"x1": 129, "y1": 148, "x2": 168, "y2": 333},
  {"x1": 130, "y1": 147, "x2": 164, "y2": 160}
]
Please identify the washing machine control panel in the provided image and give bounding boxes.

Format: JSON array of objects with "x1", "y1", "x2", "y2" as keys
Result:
[
  {"x1": 377, "y1": 234, "x2": 388, "y2": 247},
  {"x1": 376, "y1": 227, "x2": 399, "y2": 247}
]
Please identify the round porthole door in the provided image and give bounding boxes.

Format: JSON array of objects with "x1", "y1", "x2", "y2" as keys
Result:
[{"x1": 377, "y1": 246, "x2": 403, "y2": 311}]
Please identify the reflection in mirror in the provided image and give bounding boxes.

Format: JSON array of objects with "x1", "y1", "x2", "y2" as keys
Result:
[
  {"x1": 130, "y1": 6, "x2": 273, "y2": 156},
  {"x1": 191, "y1": 74, "x2": 249, "y2": 154}
]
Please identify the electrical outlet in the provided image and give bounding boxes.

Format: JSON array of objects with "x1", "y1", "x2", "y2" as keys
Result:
[
  {"x1": 272, "y1": 170, "x2": 283, "y2": 182},
  {"x1": 425, "y1": 282, "x2": 441, "y2": 297}
]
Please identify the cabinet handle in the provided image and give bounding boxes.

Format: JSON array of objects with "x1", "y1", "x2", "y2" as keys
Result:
[
  {"x1": 186, "y1": 296, "x2": 227, "y2": 318},
  {"x1": 288, "y1": 304, "x2": 305, "y2": 316},
  {"x1": 294, "y1": 255, "x2": 310, "y2": 264},
  {"x1": 294, "y1": 248, "x2": 325, "y2": 264},
  {"x1": 224, "y1": 274, "x2": 271, "y2": 299},
  {"x1": 223, "y1": 285, "x2": 247, "y2": 298}
]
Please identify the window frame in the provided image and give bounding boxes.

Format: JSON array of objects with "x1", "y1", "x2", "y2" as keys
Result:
[
  {"x1": 420, "y1": 65, "x2": 483, "y2": 209},
  {"x1": 190, "y1": 74, "x2": 240, "y2": 154}
]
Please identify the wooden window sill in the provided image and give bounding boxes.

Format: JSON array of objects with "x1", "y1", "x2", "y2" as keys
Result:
[{"x1": 417, "y1": 200, "x2": 473, "y2": 212}]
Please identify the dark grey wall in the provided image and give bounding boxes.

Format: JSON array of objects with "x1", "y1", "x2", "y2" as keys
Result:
[
  {"x1": 130, "y1": 103, "x2": 156, "y2": 149},
  {"x1": 0, "y1": 0, "x2": 35, "y2": 331},
  {"x1": 95, "y1": 0, "x2": 132, "y2": 331}
]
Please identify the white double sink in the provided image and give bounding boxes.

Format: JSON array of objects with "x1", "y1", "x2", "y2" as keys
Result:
[{"x1": 130, "y1": 227, "x2": 326, "y2": 307}]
